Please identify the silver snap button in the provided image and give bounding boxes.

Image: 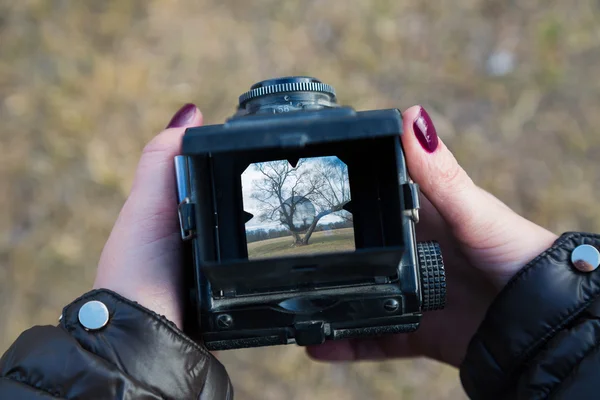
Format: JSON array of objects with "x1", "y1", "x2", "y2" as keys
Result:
[
  {"x1": 571, "y1": 244, "x2": 600, "y2": 272},
  {"x1": 78, "y1": 300, "x2": 109, "y2": 331}
]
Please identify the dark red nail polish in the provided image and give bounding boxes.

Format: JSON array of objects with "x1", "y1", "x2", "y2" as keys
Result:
[
  {"x1": 413, "y1": 107, "x2": 439, "y2": 153},
  {"x1": 166, "y1": 103, "x2": 197, "y2": 128}
]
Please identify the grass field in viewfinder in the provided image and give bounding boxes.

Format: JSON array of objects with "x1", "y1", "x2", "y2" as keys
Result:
[{"x1": 247, "y1": 228, "x2": 355, "y2": 259}]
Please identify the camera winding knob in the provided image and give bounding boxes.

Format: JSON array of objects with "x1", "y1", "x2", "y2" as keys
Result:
[{"x1": 417, "y1": 241, "x2": 447, "y2": 311}]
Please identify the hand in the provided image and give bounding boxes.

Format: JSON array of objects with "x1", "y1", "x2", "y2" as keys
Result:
[
  {"x1": 93, "y1": 103, "x2": 202, "y2": 329},
  {"x1": 306, "y1": 106, "x2": 558, "y2": 367}
]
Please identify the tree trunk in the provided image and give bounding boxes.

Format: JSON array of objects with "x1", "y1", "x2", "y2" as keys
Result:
[
  {"x1": 300, "y1": 211, "x2": 327, "y2": 245},
  {"x1": 291, "y1": 231, "x2": 303, "y2": 246},
  {"x1": 300, "y1": 202, "x2": 348, "y2": 245},
  {"x1": 300, "y1": 224, "x2": 317, "y2": 245}
]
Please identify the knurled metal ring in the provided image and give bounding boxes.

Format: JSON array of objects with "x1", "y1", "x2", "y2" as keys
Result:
[{"x1": 238, "y1": 81, "x2": 336, "y2": 106}]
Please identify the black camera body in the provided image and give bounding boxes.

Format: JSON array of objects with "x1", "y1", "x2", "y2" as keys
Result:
[{"x1": 175, "y1": 77, "x2": 446, "y2": 351}]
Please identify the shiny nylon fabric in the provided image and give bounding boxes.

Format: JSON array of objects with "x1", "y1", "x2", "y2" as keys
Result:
[
  {"x1": 0, "y1": 289, "x2": 233, "y2": 399},
  {"x1": 460, "y1": 232, "x2": 600, "y2": 400}
]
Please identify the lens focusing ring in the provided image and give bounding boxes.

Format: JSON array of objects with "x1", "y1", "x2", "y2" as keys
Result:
[{"x1": 238, "y1": 81, "x2": 336, "y2": 106}]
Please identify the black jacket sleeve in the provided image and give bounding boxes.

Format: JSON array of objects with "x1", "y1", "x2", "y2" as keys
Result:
[
  {"x1": 460, "y1": 232, "x2": 600, "y2": 400},
  {"x1": 0, "y1": 289, "x2": 233, "y2": 399}
]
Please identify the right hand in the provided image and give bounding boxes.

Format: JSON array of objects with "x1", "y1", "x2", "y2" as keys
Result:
[{"x1": 307, "y1": 106, "x2": 558, "y2": 367}]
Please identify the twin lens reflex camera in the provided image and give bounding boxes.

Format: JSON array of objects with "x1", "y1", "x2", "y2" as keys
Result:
[{"x1": 174, "y1": 76, "x2": 446, "y2": 351}]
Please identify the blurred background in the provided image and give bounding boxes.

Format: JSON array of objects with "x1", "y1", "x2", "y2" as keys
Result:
[{"x1": 2, "y1": 0, "x2": 600, "y2": 398}]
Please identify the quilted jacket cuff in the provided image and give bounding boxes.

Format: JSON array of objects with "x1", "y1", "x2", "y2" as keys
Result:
[
  {"x1": 460, "y1": 232, "x2": 600, "y2": 399},
  {"x1": 1, "y1": 289, "x2": 233, "y2": 399}
]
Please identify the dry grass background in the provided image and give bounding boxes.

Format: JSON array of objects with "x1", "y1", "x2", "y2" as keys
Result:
[{"x1": 2, "y1": 0, "x2": 600, "y2": 398}]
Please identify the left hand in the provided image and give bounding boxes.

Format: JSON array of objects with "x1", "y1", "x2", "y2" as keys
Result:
[{"x1": 93, "y1": 103, "x2": 201, "y2": 328}]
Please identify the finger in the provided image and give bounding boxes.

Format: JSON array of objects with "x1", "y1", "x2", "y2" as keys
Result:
[
  {"x1": 400, "y1": 106, "x2": 556, "y2": 285},
  {"x1": 306, "y1": 334, "x2": 419, "y2": 362},
  {"x1": 306, "y1": 341, "x2": 358, "y2": 361},
  {"x1": 414, "y1": 192, "x2": 449, "y2": 243},
  {"x1": 94, "y1": 104, "x2": 202, "y2": 326},
  {"x1": 126, "y1": 103, "x2": 202, "y2": 222},
  {"x1": 401, "y1": 106, "x2": 492, "y2": 241}
]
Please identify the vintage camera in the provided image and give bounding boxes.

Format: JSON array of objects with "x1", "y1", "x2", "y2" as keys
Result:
[{"x1": 174, "y1": 76, "x2": 446, "y2": 351}]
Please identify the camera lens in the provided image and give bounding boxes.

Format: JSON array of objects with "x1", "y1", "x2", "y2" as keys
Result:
[{"x1": 236, "y1": 76, "x2": 338, "y2": 116}]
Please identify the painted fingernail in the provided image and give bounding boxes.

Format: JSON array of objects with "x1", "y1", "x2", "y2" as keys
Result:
[
  {"x1": 413, "y1": 106, "x2": 439, "y2": 153},
  {"x1": 166, "y1": 103, "x2": 197, "y2": 128}
]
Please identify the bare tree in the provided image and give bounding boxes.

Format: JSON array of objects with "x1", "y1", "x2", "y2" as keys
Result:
[
  {"x1": 250, "y1": 157, "x2": 351, "y2": 246},
  {"x1": 301, "y1": 157, "x2": 351, "y2": 244}
]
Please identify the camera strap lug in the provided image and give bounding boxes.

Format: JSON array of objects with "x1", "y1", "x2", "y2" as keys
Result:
[
  {"x1": 174, "y1": 155, "x2": 196, "y2": 241},
  {"x1": 402, "y1": 182, "x2": 421, "y2": 224},
  {"x1": 178, "y1": 198, "x2": 196, "y2": 241}
]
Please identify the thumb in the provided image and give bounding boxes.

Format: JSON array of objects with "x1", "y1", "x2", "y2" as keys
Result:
[
  {"x1": 401, "y1": 106, "x2": 556, "y2": 286},
  {"x1": 128, "y1": 103, "x2": 202, "y2": 214},
  {"x1": 94, "y1": 103, "x2": 202, "y2": 326}
]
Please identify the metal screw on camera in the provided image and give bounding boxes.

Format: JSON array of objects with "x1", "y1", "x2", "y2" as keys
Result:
[
  {"x1": 217, "y1": 314, "x2": 233, "y2": 329},
  {"x1": 383, "y1": 299, "x2": 400, "y2": 312}
]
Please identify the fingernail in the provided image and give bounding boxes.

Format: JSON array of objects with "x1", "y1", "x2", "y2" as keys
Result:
[
  {"x1": 166, "y1": 103, "x2": 197, "y2": 128},
  {"x1": 413, "y1": 106, "x2": 439, "y2": 153}
]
